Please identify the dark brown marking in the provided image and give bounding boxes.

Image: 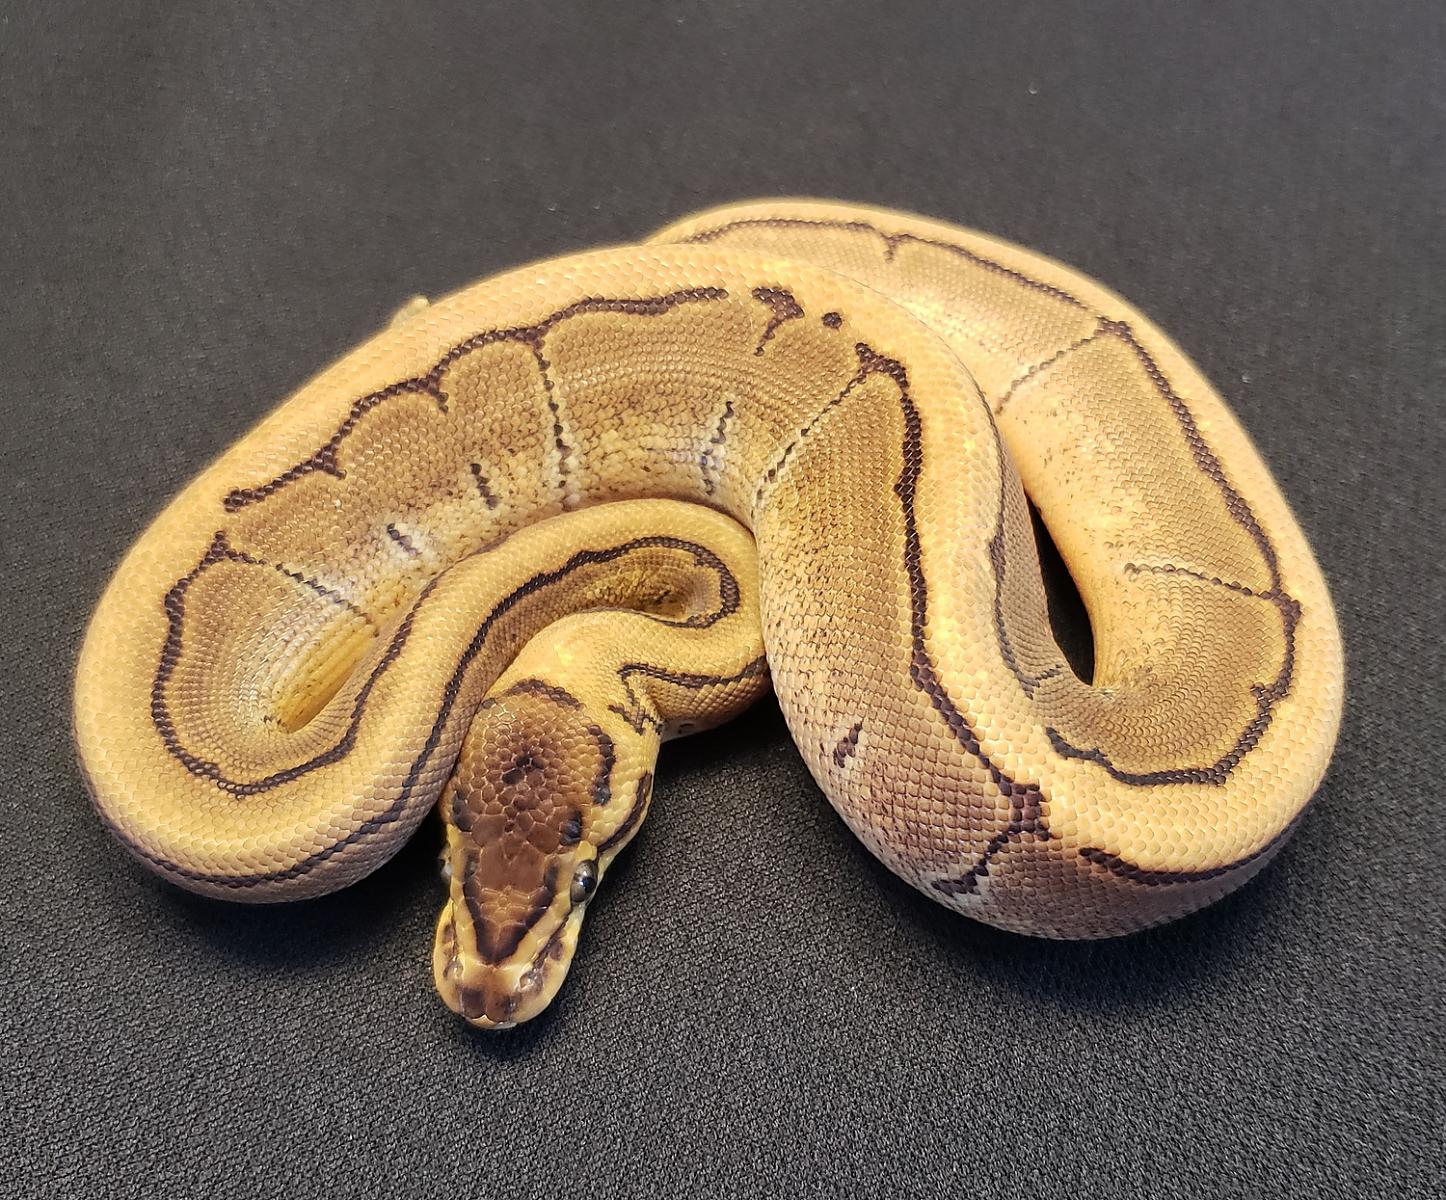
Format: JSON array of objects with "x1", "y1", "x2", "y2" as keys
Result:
[
  {"x1": 607, "y1": 658, "x2": 769, "y2": 736},
  {"x1": 222, "y1": 378, "x2": 441, "y2": 512},
  {"x1": 437, "y1": 907, "x2": 457, "y2": 963},
  {"x1": 859, "y1": 349, "x2": 1053, "y2": 895},
  {"x1": 1098, "y1": 318, "x2": 1285, "y2": 590},
  {"x1": 271, "y1": 566, "x2": 377, "y2": 632},
  {"x1": 680, "y1": 216, "x2": 1088, "y2": 308},
  {"x1": 933, "y1": 813, "x2": 1048, "y2": 898},
  {"x1": 755, "y1": 341, "x2": 904, "y2": 509},
  {"x1": 994, "y1": 321, "x2": 1106, "y2": 415},
  {"x1": 498, "y1": 754, "x2": 539, "y2": 788},
  {"x1": 588, "y1": 723, "x2": 616, "y2": 810},
  {"x1": 750, "y1": 285, "x2": 804, "y2": 355},
  {"x1": 504, "y1": 679, "x2": 585, "y2": 709},
  {"x1": 526, "y1": 341, "x2": 570, "y2": 499},
  {"x1": 457, "y1": 982, "x2": 516, "y2": 1024},
  {"x1": 1034, "y1": 320, "x2": 1301, "y2": 780},
  {"x1": 160, "y1": 532, "x2": 379, "y2": 633},
  {"x1": 832, "y1": 722, "x2": 863, "y2": 768},
  {"x1": 222, "y1": 288, "x2": 729, "y2": 513},
  {"x1": 822, "y1": 311, "x2": 843, "y2": 328},
  {"x1": 599, "y1": 772, "x2": 653, "y2": 855},
  {"x1": 464, "y1": 859, "x2": 557, "y2": 964},
  {"x1": 1079, "y1": 810, "x2": 1305, "y2": 887},
  {"x1": 385, "y1": 523, "x2": 420, "y2": 557},
  {"x1": 457, "y1": 906, "x2": 572, "y2": 1022},
  {"x1": 699, "y1": 398, "x2": 735, "y2": 496},
  {"x1": 1044, "y1": 574, "x2": 1296, "y2": 787},
  {"x1": 644, "y1": 329, "x2": 1038, "y2": 898},
  {"x1": 1124, "y1": 561, "x2": 1262, "y2": 598},
  {"x1": 469, "y1": 462, "x2": 499, "y2": 510}
]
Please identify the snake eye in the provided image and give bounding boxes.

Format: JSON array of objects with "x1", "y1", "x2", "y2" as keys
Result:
[{"x1": 569, "y1": 859, "x2": 598, "y2": 905}]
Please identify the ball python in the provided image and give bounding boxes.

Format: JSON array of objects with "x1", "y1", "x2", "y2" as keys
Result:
[{"x1": 74, "y1": 199, "x2": 1344, "y2": 1029}]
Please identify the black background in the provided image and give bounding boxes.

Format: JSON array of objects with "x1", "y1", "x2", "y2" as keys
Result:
[{"x1": 4, "y1": 3, "x2": 1442, "y2": 1196}]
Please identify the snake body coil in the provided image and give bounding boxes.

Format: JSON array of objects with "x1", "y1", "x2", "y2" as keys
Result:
[{"x1": 75, "y1": 201, "x2": 1344, "y2": 1027}]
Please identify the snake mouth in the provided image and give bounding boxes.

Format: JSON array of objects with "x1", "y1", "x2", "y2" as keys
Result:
[{"x1": 432, "y1": 897, "x2": 584, "y2": 1029}]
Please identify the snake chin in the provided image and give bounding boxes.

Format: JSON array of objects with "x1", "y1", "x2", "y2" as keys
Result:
[{"x1": 432, "y1": 898, "x2": 585, "y2": 1030}]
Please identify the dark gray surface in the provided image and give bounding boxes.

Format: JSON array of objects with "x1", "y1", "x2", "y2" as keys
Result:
[{"x1": 3, "y1": 3, "x2": 1442, "y2": 1196}]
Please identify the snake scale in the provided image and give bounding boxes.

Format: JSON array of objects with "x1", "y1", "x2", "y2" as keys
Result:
[{"x1": 75, "y1": 200, "x2": 1344, "y2": 1028}]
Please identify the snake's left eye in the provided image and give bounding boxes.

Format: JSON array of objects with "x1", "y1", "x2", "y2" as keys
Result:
[{"x1": 570, "y1": 860, "x2": 598, "y2": 905}]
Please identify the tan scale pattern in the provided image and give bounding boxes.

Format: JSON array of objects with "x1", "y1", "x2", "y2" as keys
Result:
[{"x1": 75, "y1": 200, "x2": 1344, "y2": 1027}]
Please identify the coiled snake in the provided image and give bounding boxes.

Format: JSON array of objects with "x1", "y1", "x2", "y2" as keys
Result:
[{"x1": 75, "y1": 200, "x2": 1344, "y2": 1028}]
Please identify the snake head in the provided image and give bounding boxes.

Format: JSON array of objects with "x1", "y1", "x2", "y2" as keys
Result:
[
  {"x1": 432, "y1": 834, "x2": 600, "y2": 1030},
  {"x1": 430, "y1": 683, "x2": 650, "y2": 1029}
]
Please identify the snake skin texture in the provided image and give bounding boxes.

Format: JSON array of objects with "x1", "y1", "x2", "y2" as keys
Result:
[{"x1": 74, "y1": 200, "x2": 1344, "y2": 1028}]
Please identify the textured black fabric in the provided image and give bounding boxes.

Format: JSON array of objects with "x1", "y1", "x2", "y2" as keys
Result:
[{"x1": 3, "y1": 3, "x2": 1441, "y2": 1196}]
